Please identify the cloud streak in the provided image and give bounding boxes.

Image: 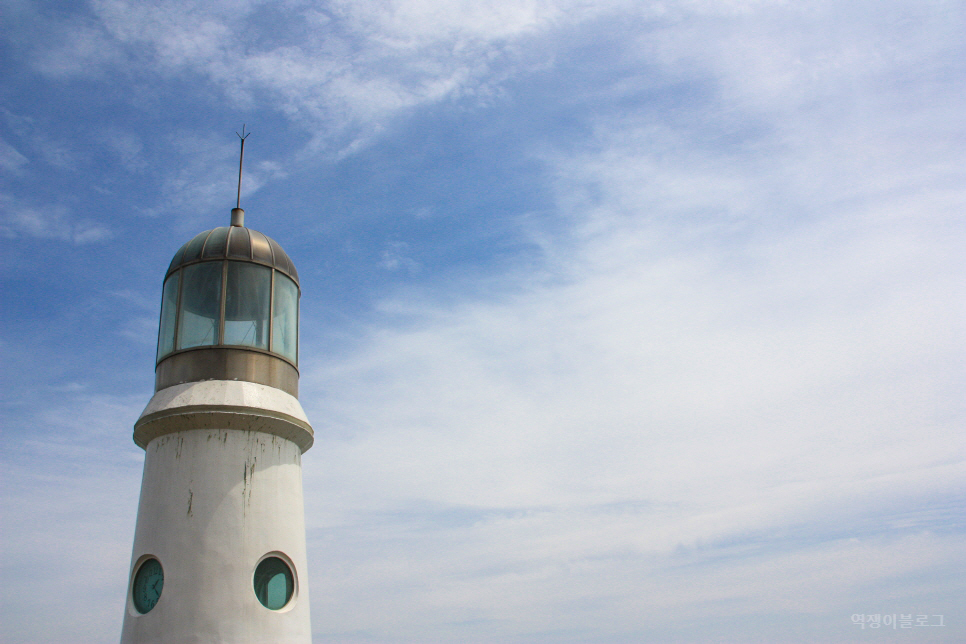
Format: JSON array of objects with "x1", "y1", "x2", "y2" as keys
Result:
[
  {"x1": 293, "y1": 3, "x2": 965, "y2": 640},
  {"x1": 0, "y1": 194, "x2": 113, "y2": 244}
]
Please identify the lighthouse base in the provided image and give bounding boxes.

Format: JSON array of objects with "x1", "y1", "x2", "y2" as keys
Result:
[{"x1": 120, "y1": 427, "x2": 311, "y2": 644}]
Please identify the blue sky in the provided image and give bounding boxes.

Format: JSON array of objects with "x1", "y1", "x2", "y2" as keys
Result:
[{"x1": 2, "y1": 0, "x2": 965, "y2": 642}]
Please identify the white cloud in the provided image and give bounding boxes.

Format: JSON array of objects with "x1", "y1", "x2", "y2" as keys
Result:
[
  {"x1": 1, "y1": 109, "x2": 79, "y2": 170},
  {"x1": 31, "y1": 21, "x2": 124, "y2": 77},
  {"x1": 303, "y1": 263, "x2": 963, "y2": 634},
  {"x1": 294, "y1": 5, "x2": 966, "y2": 638},
  {"x1": 380, "y1": 240, "x2": 421, "y2": 272},
  {"x1": 0, "y1": 137, "x2": 28, "y2": 173},
  {"x1": 49, "y1": 0, "x2": 632, "y2": 151},
  {"x1": 331, "y1": 0, "x2": 577, "y2": 45},
  {"x1": 140, "y1": 131, "x2": 287, "y2": 226},
  {"x1": 0, "y1": 194, "x2": 113, "y2": 244},
  {"x1": 640, "y1": 0, "x2": 965, "y2": 119},
  {"x1": 301, "y1": 144, "x2": 964, "y2": 635},
  {"x1": 0, "y1": 393, "x2": 145, "y2": 644},
  {"x1": 103, "y1": 127, "x2": 147, "y2": 173},
  {"x1": 28, "y1": 0, "x2": 966, "y2": 166}
]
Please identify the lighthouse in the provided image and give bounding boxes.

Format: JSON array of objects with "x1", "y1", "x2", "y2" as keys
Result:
[{"x1": 121, "y1": 133, "x2": 313, "y2": 643}]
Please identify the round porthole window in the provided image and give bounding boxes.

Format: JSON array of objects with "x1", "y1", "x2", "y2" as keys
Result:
[
  {"x1": 132, "y1": 558, "x2": 164, "y2": 614},
  {"x1": 253, "y1": 556, "x2": 295, "y2": 610}
]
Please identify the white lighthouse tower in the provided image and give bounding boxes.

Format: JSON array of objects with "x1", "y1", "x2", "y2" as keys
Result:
[{"x1": 121, "y1": 133, "x2": 313, "y2": 643}]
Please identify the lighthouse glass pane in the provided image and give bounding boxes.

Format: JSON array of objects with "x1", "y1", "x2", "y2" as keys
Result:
[
  {"x1": 272, "y1": 274, "x2": 298, "y2": 364},
  {"x1": 156, "y1": 272, "x2": 180, "y2": 361},
  {"x1": 224, "y1": 262, "x2": 271, "y2": 349},
  {"x1": 178, "y1": 262, "x2": 222, "y2": 349},
  {"x1": 254, "y1": 556, "x2": 294, "y2": 610}
]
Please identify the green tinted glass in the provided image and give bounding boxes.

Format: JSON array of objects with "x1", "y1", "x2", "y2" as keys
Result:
[
  {"x1": 253, "y1": 556, "x2": 294, "y2": 610},
  {"x1": 132, "y1": 558, "x2": 164, "y2": 614},
  {"x1": 157, "y1": 272, "x2": 180, "y2": 361},
  {"x1": 272, "y1": 274, "x2": 298, "y2": 364},
  {"x1": 178, "y1": 262, "x2": 223, "y2": 349},
  {"x1": 224, "y1": 262, "x2": 271, "y2": 349}
]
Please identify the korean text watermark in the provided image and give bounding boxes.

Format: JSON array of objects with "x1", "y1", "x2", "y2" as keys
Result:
[{"x1": 851, "y1": 614, "x2": 945, "y2": 630}]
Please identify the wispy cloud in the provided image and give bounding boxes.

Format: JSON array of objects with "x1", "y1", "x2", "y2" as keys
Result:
[
  {"x1": 380, "y1": 240, "x2": 421, "y2": 272},
  {"x1": 1, "y1": 108, "x2": 79, "y2": 169},
  {"x1": 301, "y1": 144, "x2": 964, "y2": 637},
  {"x1": 34, "y1": 0, "x2": 627, "y2": 150},
  {"x1": 31, "y1": 21, "x2": 124, "y2": 77},
  {"x1": 0, "y1": 137, "x2": 28, "y2": 174},
  {"x1": 0, "y1": 392, "x2": 145, "y2": 644},
  {"x1": 102, "y1": 127, "x2": 147, "y2": 173},
  {"x1": 293, "y1": 3, "x2": 965, "y2": 639},
  {"x1": 136, "y1": 130, "x2": 288, "y2": 226},
  {"x1": 0, "y1": 194, "x2": 112, "y2": 244}
]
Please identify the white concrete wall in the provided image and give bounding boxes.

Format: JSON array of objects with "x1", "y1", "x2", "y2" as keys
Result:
[{"x1": 120, "y1": 427, "x2": 311, "y2": 644}]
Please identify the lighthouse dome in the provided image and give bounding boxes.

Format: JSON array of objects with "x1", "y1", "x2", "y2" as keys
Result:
[
  {"x1": 166, "y1": 226, "x2": 299, "y2": 285},
  {"x1": 154, "y1": 219, "x2": 301, "y2": 397}
]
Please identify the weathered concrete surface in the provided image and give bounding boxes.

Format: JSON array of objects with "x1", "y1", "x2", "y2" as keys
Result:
[
  {"x1": 134, "y1": 380, "x2": 313, "y2": 452},
  {"x1": 121, "y1": 380, "x2": 312, "y2": 644}
]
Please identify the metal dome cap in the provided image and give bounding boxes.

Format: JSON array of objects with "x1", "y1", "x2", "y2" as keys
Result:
[{"x1": 166, "y1": 224, "x2": 299, "y2": 286}]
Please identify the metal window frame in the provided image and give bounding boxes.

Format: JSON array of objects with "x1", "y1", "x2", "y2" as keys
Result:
[{"x1": 157, "y1": 259, "x2": 298, "y2": 371}]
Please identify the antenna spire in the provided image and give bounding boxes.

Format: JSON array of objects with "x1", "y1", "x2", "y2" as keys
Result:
[{"x1": 232, "y1": 125, "x2": 250, "y2": 227}]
